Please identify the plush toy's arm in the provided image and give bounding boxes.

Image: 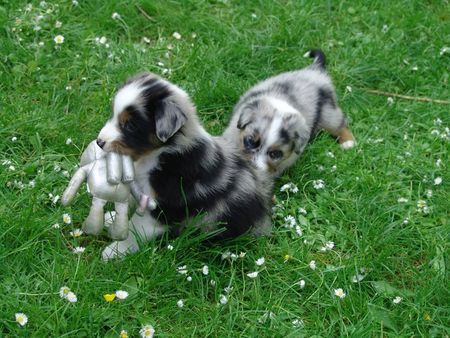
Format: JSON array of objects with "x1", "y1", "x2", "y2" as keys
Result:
[
  {"x1": 106, "y1": 152, "x2": 123, "y2": 184},
  {"x1": 61, "y1": 166, "x2": 88, "y2": 206},
  {"x1": 106, "y1": 153, "x2": 135, "y2": 184},
  {"x1": 121, "y1": 155, "x2": 135, "y2": 183}
]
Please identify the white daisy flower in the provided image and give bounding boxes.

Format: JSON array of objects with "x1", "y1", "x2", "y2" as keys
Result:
[
  {"x1": 258, "y1": 311, "x2": 275, "y2": 324},
  {"x1": 440, "y1": 47, "x2": 450, "y2": 56},
  {"x1": 54, "y1": 35, "x2": 64, "y2": 44},
  {"x1": 112, "y1": 12, "x2": 121, "y2": 20},
  {"x1": 139, "y1": 324, "x2": 155, "y2": 338},
  {"x1": 177, "y1": 299, "x2": 184, "y2": 308},
  {"x1": 334, "y1": 288, "x2": 346, "y2": 299},
  {"x1": 280, "y1": 182, "x2": 298, "y2": 193},
  {"x1": 55, "y1": 21, "x2": 62, "y2": 28},
  {"x1": 186, "y1": 276, "x2": 192, "y2": 282},
  {"x1": 434, "y1": 118, "x2": 442, "y2": 125},
  {"x1": 416, "y1": 200, "x2": 430, "y2": 214},
  {"x1": 63, "y1": 213, "x2": 72, "y2": 224},
  {"x1": 115, "y1": 290, "x2": 129, "y2": 300},
  {"x1": 436, "y1": 159, "x2": 442, "y2": 167},
  {"x1": 251, "y1": 13, "x2": 257, "y2": 19},
  {"x1": 219, "y1": 294, "x2": 228, "y2": 305},
  {"x1": 224, "y1": 286, "x2": 233, "y2": 294},
  {"x1": 295, "y1": 225, "x2": 303, "y2": 236},
  {"x1": 72, "y1": 0, "x2": 79, "y2": 5},
  {"x1": 11, "y1": 136, "x2": 17, "y2": 142},
  {"x1": 66, "y1": 138, "x2": 72, "y2": 145},
  {"x1": 177, "y1": 265, "x2": 188, "y2": 274},
  {"x1": 345, "y1": 85, "x2": 352, "y2": 93},
  {"x1": 325, "y1": 241, "x2": 334, "y2": 250},
  {"x1": 239, "y1": 252, "x2": 246, "y2": 258},
  {"x1": 352, "y1": 274, "x2": 365, "y2": 283},
  {"x1": 255, "y1": 257, "x2": 265, "y2": 266},
  {"x1": 67, "y1": 291, "x2": 77, "y2": 303},
  {"x1": 326, "y1": 151, "x2": 335, "y2": 158},
  {"x1": 191, "y1": 32, "x2": 197, "y2": 38},
  {"x1": 284, "y1": 215, "x2": 296, "y2": 228},
  {"x1": 120, "y1": 330, "x2": 129, "y2": 338},
  {"x1": 69, "y1": 228, "x2": 83, "y2": 237},
  {"x1": 100, "y1": 36, "x2": 107, "y2": 44},
  {"x1": 59, "y1": 286, "x2": 71, "y2": 298},
  {"x1": 298, "y1": 279, "x2": 306, "y2": 289},
  {"x1": 72, "y1": 246, "x2": 85, "y2": 254},
  {"x1": 142, "y1": 36, "x2": 151, "y2": 44},
  {"x1": 309, "y1": 260, "x2": 317, "y2": 270},
  {"x1": 402, "y1": 218, "x2": 410, "y2": 225},
  {"x1": 397, "y1": 197, "x2": 408, "y2": 203},
  {"x1": 172, "y1": 32, "x2": 181, "y2": 39},
  {"x1": 15, "y1": 313, "x2": 28, "y2": 326},
  {"x1": 393, "y1": 296, "x2": 402, "y2": 304},
  {"x1": 298, "y1": 207, "x2": 307, "y2": 215},
  {"x1": 434, "y1": 177, "x2": 442, "y2": 185},
  {"x1": 312, "y1": 179, "x2": 325, "y2": 189},
  {"x1": 292, "y1": 318, "x2": 304, "y2": 327},
  {"x1": 221, "y1": 251, "x2": 231, "y2": 260},
  {"x1": 52, "y1": 223, "x2": 60, "y2": 229},
  {"x1": 247, "y1": 271, "x2": 259, "y2": 279},
  {"x1": 387, "y1": 97, "x2": 394, "y2": 105},
  {"x1": 426, "y1": 189, "x2": 433, "y2": 198},
  {"x1": 167, "y1": 244, "x2": 174, "y2": 250},
  {"x1": 431, "y1": 129, "x2": 440, "y2": 136},
  {"x1": 8, "y1": 165, "x2": 15, "y2": 171},
  {"x1": 202, "y1": 265, "x2": 209, "y2": 275}
]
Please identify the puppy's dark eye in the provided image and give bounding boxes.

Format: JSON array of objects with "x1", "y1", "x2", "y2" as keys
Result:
[
  {"x1": 268, "y1": 149, "x2": 283, "y2": 160},
  {"x1": 121, "y1": 121, "x2": 136, "y2": 132},
  {"x1": 243, "y1": 135, "x2": 260, "y2": 150}
]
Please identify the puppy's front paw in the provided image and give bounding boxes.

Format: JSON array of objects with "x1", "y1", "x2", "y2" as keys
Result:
[
  {"x1": 340, "y1": 140, "x2": 355, "y2": 150},
  {"x1": 101, "y1": 240, "x2": 138, "y2": 261}
]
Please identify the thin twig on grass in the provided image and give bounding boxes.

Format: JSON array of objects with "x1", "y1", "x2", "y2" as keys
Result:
[
  {"x1": 136, "y1": 5, "x2": 156, "y2": 22},
  {"x1": 365, "y1": 89, "x2": 450, "y2": 104}
]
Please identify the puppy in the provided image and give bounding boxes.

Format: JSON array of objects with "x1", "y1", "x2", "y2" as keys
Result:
[
  {"x1": 97, "y1": 73, "x2": 273, "y2": 259},
  {"x1": 223, "y1": 49, "x2": 355, "y2": 177}
]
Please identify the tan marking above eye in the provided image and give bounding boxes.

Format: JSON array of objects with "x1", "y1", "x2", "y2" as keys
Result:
[{"x1": 118, "y1": 110, "x2": 131, "y2": 126}]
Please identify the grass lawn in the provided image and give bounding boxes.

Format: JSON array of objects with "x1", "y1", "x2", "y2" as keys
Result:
[{"x1": 1, "y1": 0, "x2": 449, "y2": 336}]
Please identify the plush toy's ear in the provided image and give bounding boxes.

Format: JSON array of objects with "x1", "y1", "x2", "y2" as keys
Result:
[{"x1": 154, "y1": 100, "x2": 187, "y2": 143}]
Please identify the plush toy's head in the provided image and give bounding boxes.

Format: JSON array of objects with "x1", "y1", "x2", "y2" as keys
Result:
[
  {"x1": 79, "y1": 140, "x2": 106, "y2": 166},
  {"x1": 96, "y1": 72, "x2": 196, "y2": 160}
]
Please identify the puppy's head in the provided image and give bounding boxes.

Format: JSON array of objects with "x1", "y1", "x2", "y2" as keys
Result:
[
  {"x1": 98, "y1": 73, "x2": 193, "y2": 159},
  {"x1": 236, "y1": 97, "x2": 309, "y2": 174}
]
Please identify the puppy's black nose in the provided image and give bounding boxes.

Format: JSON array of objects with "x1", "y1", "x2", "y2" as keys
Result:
[{"x1": 96, "y1": 138, "x2": 106, "y2": 149}]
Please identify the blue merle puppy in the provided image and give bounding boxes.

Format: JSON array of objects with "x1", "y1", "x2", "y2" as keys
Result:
[
  {"x1": 223, "y1": 49, "x2": 355, "y2": 177},
  {"x1": 97, "y1": 72, "x2": 273, "y2": 259}
]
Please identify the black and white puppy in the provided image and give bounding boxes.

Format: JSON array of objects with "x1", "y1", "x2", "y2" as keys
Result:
[
  {"x1": 97, "y1": 73, "x2": 273, "y2": 260},
  {"x1": 223, "y1": 50, "x2": 355, "y2": 177}
]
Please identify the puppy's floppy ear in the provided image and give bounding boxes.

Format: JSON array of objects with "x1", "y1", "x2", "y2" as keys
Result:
[
  {"x1": 154, "y1": 100, "x2": 187, "y2": 143},
  {"x1": 237, "y1": 109, "x2": 254, "y2": 130}
]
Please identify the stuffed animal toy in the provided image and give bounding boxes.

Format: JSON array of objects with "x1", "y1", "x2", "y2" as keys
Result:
[{"x1": 61, "y1": 140, "x2": 156, "y2": 240}]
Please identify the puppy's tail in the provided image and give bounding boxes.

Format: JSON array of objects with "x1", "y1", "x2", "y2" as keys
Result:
[{"x1": 304, "y1": 49, "x2": 326, "y2": 69}]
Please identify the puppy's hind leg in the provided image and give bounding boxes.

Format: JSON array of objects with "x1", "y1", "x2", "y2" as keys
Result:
[{"x1": 321, "y1": 108, "x2": 356, "y2": 150}]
